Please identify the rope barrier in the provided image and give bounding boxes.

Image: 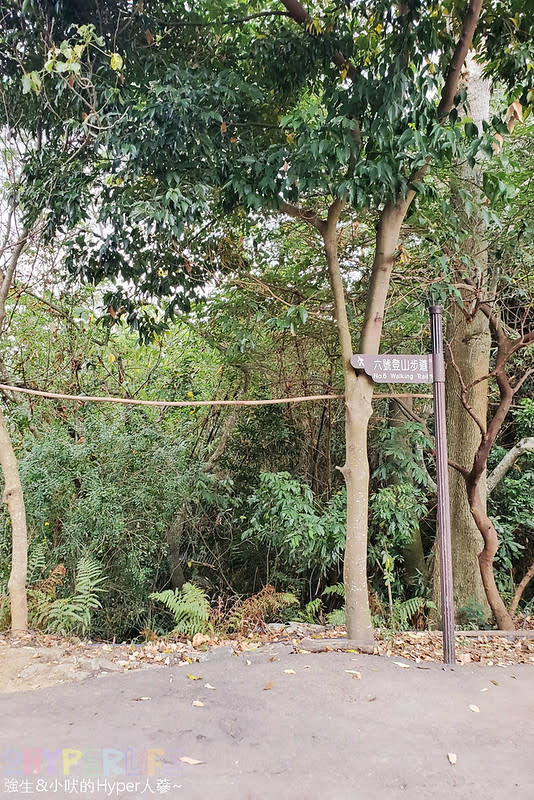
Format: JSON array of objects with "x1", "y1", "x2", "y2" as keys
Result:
[{"x1": 0, "y1": 384, "x2": 433, "y2": 406}]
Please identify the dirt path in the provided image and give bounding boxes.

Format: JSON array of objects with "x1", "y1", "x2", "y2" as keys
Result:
[{"x1": 1, "y1": 636, "x2": 533, "y2": 799}]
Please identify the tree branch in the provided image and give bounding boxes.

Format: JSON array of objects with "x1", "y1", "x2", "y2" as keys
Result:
[
  {"x1": 436, "y1": 0, "x2": 484, "y2": 119},
  {"x1": 0, "y1": 229, "x2": 29, "y2": 335},
  {"x1": 509, "y1": 560, "x2": 534, "y2": 616},
  {"x1": 445, "y1": 338, "x2": 486, "y2": 438},
  {"x1": 487, "y1": 437, "x2": 534, "y2": 495},
  {"x1": 278, "y1": 201, "x2": 325, "y2": 233}
]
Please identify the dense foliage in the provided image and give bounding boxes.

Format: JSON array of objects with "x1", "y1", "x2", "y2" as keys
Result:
[{"x1": 0, "y1": 0, "x2": 533, "y2": 638}]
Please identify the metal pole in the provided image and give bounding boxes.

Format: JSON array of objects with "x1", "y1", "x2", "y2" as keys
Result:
[{"x1": 430, "y1": 305, "x2": 456, "y2": 665}]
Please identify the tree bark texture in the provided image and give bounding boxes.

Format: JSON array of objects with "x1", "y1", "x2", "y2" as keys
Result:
[
  {"x1": 0, "y1": 408, "x2": 28, "y2": 631},
  {"x1": 440, "y1": 54, "x2": 492, "y2": 620},
  {"x1": 389, "y1": 398, "x2": 427, "y2": 583},
  {"x1": 324, "y1": 200, "x2": 413, "y2": 646}
]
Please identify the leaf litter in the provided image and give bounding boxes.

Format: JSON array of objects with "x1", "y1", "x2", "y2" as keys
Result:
[{"x1": 2, "y1": 623, "x2": 533, "y2": 697}]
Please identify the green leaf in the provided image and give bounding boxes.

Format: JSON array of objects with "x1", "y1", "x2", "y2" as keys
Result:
[{"x1": 110, "y1": 53, "x2": 123, "y2": 72}]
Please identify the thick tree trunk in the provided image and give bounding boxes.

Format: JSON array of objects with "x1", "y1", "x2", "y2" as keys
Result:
[
  {"x1": 444, "y1": 303, "x2": 491, "y2": 618},
  {"x1": 389, "y1": 398, "x2": 427, "y2": 583},
  {"x1": 0, "y1": 408, "x2": 28, "y2": 631},
  {"x1": 436, "y1": 54, "x2": 492, "y2": 621}
]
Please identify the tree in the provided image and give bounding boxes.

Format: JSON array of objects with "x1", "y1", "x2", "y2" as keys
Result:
[
  {"x1": 5, "y1": 0, "x2": 534, "y2": 644},
  {"x1": 0, "y1": 132, "x2": 32, "y2": 631}
]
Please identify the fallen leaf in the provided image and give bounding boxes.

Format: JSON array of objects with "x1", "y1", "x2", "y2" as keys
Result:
[
  {"x1": 284, "y1": 669, "x2": 296, "y2": 675},
  {"x1": 180, "y1": 757, "x2": 204, "y2": 766},
  {"x1": 393, "y1": 661, "x2": 410, "y2": 669},
  {"x1": 263, "y1": 682, "x2": 274, "y2": 691},
  {"x1": 480, "y1": 687, "x2": 488, "y2": 692},
  {"x1": 187, "y1": 674, "x2": 202, "y2": 681},
  {"x1": 246, "y1": 659, "x2": 251, "y2": 666},
  {"x1": 368, "y1": 696, "x2": 377, "y2": 702},
  {"x1": 192, "y1": 633, "x2": 210, "y2": 648},
  {"x1": 469, "y1": 704, "x2": 480, "y2": 713},
  {"x1": 132, "y1": 697, "x2": 151, "y2": 701},
  {"x1": 490, "y1": 679, "x2": 499, "y2": 686},
  {"x1": 447, "y1": 753, "x2": 457, "y2": 765},
  {"x1": 270, "y1": 656, "x2": 278, "y2": 662},
  {"x1": 204, "y1": 683, "x2": 216, "y2": 690},
  {"x1": 344, "y1": 670, "x2": 362, "y2": 679},
  {"x1": 192, "y1": 700, "x2": 204, "y2": 707}
]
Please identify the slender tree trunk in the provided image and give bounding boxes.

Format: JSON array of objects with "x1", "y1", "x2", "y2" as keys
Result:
[
  {"x1": 323, "y1": 199, "x2": 414, "y2": 646},
  {"x1": 323, "y1": 204, "x2": 373, "y2": 647},
  {"x1": 467, "y1": 480, "x2": 514, "y2": 629},
  {"x1": 435, "y1": 54, "x2": 492, "y2": 621},
  {"x1": 0, "y1": 408, "x2": 28, "y2": 631},
  {"x1": 0, "y1": 227, "x2": 30, "y2": 632},
  {"x1": 509, "y1": 560, "x2": 534, "y2": 616}
]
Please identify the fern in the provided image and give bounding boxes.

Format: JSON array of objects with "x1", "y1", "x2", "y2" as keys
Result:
[
  {"x1": 27, "y1": 540, "x2": 48, "y2": 584},
  {"x1": 303, "y1": 597, "x2": 322, "y2": 623},
  {"x1": 33, "y1": 556, "x2": 105, "y2": 636},
  {"x1": 393, "y1": 597, "x2": 434, "y2": 629},
  {"x1": 326, "y1": 608, "x2": 346, "y2": 626},
  {"x1": 226, "y1": 585, "x2": 299, "y2": 634},
  {"x1": 150, "y1": 583, "x2": 211, "y2": 637},
  {"x1": 322, "y1": 582, "x2": 345, "y2": 598}
]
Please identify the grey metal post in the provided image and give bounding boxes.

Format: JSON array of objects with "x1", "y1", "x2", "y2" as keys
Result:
[{"x1": 430, "y1": 305, "x2": 456, "y2": 665}]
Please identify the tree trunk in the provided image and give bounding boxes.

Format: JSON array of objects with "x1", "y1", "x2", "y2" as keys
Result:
[
  {"x1": 444, "y1": 302, "x2": 491, "y2": 618},
  {"x1": 468, "y1": 480, "x2": 514, "y2": 629},
  {"x1": 389, "y1": 398, "x2": 427, "y2": 583},
  {"x1": 436, "y1": 54, "x2": 492, "y2": 621},
  {"x1": 324, "y1": 199, "x2": 414, "y2": 647},
  {"x1": 0, "y1": 408, "x2": 28, "y2": 631}
]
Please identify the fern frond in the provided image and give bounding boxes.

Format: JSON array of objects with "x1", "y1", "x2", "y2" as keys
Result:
[
  {"x1": 27, "y1": 540, "x2": 48, "y2": 583},
  {"x1": 326, "y1": 608, "x2": 346, "y2": 625},
  {"x1": 322, "y1": 582, "x2": 345, "y2": 598},
  {"x1": 303, "y1": 597, "x2": 322, "y2": 623},
  {"x1": 394, "y1": 596, "x2": 428, "y2": 628},
  {"x1": 226, "y1": 585, "x2": 298, "y2": 634},
  {"x1": 150, "y1": 583, "x2": 210, "y2": 637},
  {"x1": 31, "y1": 556, "x2": 105, "y2": 636}
]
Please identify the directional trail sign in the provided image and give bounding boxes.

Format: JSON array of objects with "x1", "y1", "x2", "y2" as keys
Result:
[
  {"x1": 352, "y1": 307, "x2": 455, "y2": 665},
  {"x1": 350, "y1": 354, "x2": 433, "y2": 384}
]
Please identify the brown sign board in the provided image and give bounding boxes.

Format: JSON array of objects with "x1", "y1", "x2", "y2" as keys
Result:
[{"x1": 350, "y1": 354, "x2": 433, "y2": 384}]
